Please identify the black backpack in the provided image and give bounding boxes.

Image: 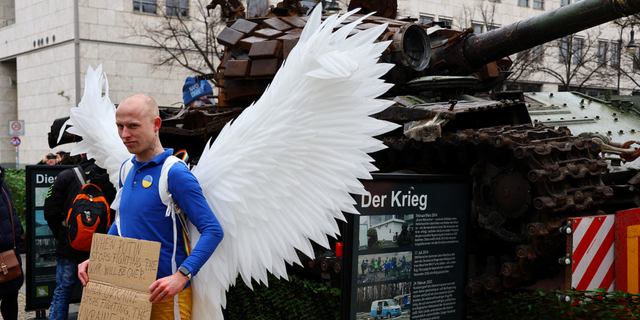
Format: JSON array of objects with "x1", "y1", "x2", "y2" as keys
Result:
[{"x1": 65, "y1": 165, "x2": 111, "y2": 252}]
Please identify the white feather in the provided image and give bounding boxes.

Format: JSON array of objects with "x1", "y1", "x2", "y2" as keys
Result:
[
  {"x1": 66, "y1": 65, "x2": 131, "y2": 187},
  {"x1": 189, "y1": 7, "x2": 398, "y2": 320}
]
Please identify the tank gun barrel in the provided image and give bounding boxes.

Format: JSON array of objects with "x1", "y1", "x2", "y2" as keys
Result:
[{"x1": 431, "y1": 0, "x2": 640, "y2": 76}]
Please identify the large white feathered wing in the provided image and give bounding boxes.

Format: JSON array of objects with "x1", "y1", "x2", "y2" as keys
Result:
[
  {"x1": 65, "y1": 65, "x2": 131, "y2": 186},
  {"x1": 190, "y1": 8, "x2": 398, "y2": 319}
]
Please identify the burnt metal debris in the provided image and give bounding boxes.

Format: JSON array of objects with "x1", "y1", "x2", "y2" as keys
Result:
[{"x1": 48, "y1": 0, "x2": 640, "y2": 294}]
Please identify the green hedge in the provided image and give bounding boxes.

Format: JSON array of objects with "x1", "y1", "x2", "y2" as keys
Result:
[
  {"x1": 3, "y1": 168, "x2": 26, "y2": 229},
  {"x1": 227, "y1": 274, "x2": 341, "y2": 320},
  {"x1": 466, "y1": 288, "x2": 640, "y2": 319},
  {"x1": 227, "y1": 278, "x2": 640, "y2": 320}
]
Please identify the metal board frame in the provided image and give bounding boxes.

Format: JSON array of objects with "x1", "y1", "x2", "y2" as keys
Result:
[
  {"x1": 25, "y1": 165, "x2": 83, "y2": 311},
  {"x1": 341, "y1": 173, "x2": 470, "y2": 320}
]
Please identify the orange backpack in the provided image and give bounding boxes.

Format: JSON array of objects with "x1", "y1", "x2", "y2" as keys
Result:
[{"x1": 65, "y1": 166, "x2": 111, "y2": 252}]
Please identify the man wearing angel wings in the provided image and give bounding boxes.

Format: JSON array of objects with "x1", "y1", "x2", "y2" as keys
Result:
[
  {"x1": 69, "y1": 6, "x2": 400, "y2": 320},
  {"x1": 77, "y1": 94, "x2": 224, "y2": 319}
]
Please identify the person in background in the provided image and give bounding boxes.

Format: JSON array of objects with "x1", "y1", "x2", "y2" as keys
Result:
[
  {"x1": 397, "y1": 222, "x2": 413, "y2": 247},
  {"x1": 55, "y1": 151, "x2": 67, "y2": 165},
  {"x1": 182, "y1": 77, "x2": 215, "y2": 107},
  {"x1": 37, "y1": 153, "x2": 58, "y2": 165},
  {"x1": 373, "y1": 259, "x2": 378, "y2": 276},
  {"x1": 44, "y1": 155, "x2": 116, "y2": 320},
  {"x1": 0, "y1": 165, "x2": 24, "y2": 320},
  {"x1": 366, "y1": 228, "x2": 382, "y2": 250},
  {"x1": 392, "y1": 257, "x2": 398, "y2": 276}
]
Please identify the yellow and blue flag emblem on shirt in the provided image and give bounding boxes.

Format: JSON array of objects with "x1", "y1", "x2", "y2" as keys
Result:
[{"x1": 142, "y1": 175, "x2": 153, "y2": 188}]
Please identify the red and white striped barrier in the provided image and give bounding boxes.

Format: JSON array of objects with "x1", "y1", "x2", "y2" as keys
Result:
[{"x1": 570, "y1": 214, "x2": 615, "y2": 291}]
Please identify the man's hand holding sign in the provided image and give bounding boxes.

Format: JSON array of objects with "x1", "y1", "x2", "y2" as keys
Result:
[{"x1": 77, "y1": 234, "x2": 161, "y2": 320}]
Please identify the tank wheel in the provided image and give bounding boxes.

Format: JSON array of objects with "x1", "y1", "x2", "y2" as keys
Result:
[
  {"x1": 471, "y1": 158, "x2": 532, "y2": 242},
  {"x1": 387, "y1": 313, "x2": 392, "y2": 319}
]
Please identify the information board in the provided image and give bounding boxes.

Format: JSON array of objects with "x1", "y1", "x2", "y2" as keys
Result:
[
  {"x1": 25, "y1": 165, "x2": 82, "y2": 311},
  {"x1": 342, "y1": 174, "x2": 469, "y2": 320}
]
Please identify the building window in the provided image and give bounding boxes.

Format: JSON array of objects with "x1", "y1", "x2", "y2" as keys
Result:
[
  {"x1": 439, "y1": 17, "x2": 452, "y2": 28},
  {"x1": 133, "y1": 0, "x2": 157, "y2": 14},
  {"x1": 487, "y1": 24, "x2": 500, "y2": 31},
  {"x1": 167, "y1": 0, "x2": 189, "y2": 17},
  {"x1": 532, "y1": 45, "x2": 544, "y2": 60},
  {"x1": 472, "y1": 22, "x2": 483, "y2": 34},
  {"x1": 518, "y1": 0, "x2": 528, "y2": 7},
  {"x1": 561, "y1": 0, "x2": 570, "y2": 5},
  {"x1": 517, "y1": 45, "x2": 543, "y2": 61},
  {"x1": 563, "y1": 86, "x2": 609, "y2": 98},
  {"x1": 610, "y1": 41, "x2": 620, "y2": 68},
  {"x1": 370, "y1": 215, "x2": 382, "y2": 226},
  {"x1": 597, "y1": 40, "x2": 608, "y2": 66},
  {"x1": 504, "y1": 82, "x2": 542, "y2": 92},
  {"x1": 419, "y1": 14, "x2": 434, "y2": 25},
  {"x1": 559, "y1": 37, "x2": 570, "y2": 63},
  {"x1": 573, "y1": 37, "x2": 584, "y2": 64},
  {"x1": 533, "y1": 0, "x2": 544, "y2": 9}
]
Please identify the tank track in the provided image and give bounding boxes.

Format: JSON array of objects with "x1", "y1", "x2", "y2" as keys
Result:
[
  {"x1": 376, "y1": 123, "x2": 614, "y2": 293},
  {"x1": 443, "y1": 124, "x2": 612, "y2": 233},
  {"x1": 382, "y1": 123, "x2": 611, "y2": 241}
]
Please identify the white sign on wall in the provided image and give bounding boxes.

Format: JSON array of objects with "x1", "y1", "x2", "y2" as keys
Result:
[{"x1": 8, "y1": 120, "x2": 25, "y2": 136}]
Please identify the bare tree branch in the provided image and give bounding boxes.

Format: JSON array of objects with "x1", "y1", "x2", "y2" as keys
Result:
[
  {"x1": 612, "y1": 14, "x2": 640, "y2": 92},
  {"x1": 505, "y1": 45, "x2": 544, "y2": 88},
  {"x1": 127, "y1": 0, "x2": 225, "y2": 78},
  {"x1": 508, "y1": 26, "x2": 615, "y2": 93}
]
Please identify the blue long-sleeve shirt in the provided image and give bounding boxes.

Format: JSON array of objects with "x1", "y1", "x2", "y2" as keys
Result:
[{"x1": 109, "y1": 149, "x2": 223, "y2": 284}]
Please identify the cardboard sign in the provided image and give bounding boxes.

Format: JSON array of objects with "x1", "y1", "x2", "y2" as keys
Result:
[{"x1": 78, "y1": 233, "x2": 161, "y2": 320}]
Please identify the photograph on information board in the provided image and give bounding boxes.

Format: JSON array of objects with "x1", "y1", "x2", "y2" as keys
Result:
[
  {"x1": 358, "y1": 215, "x2": 414, "y2": 250},
  {"x1": 34, "y1": 238, "x2": 57, "y2": 268},
  {"x1": 354, "y1": 282, "x2": 411, "y2": 319},
  {"x1": 357, "y1": 251, "x2": 412, "y2": 284},
  {"x1": 35, "y1": 210, "x2": 53, "y2": 236}
]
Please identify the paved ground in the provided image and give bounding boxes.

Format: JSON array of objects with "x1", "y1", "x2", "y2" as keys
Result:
[{"x1": 16, "y1": 254, "x2": 79, "y2": 320}]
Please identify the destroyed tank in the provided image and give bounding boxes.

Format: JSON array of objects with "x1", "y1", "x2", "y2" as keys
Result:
[{"x1": 49, "y1": 0, "x2": 640, "y2": 294}]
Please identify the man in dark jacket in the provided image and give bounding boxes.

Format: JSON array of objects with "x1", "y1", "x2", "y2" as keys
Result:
[
  {"x1": 44, "y1": 157, "x2": 115, "y2": 320},
  {"x1": 0, "y1": 165, "x2": 24, "y2": 320},
  {"x1": 397, "y1": 222, "x2": 413, "y2": 247}
]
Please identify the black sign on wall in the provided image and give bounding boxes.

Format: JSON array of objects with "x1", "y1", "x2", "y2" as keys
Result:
[
  {"x1": 26, "y1": 165, "x2": 83, "y2": 311},
  {"x1": 341, "y1": 174, "x2": 469, "y2": 320}
]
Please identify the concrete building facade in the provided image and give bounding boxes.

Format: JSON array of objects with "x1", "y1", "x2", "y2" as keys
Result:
[
  {"x1": 0, "y1": 0, "x2": 197, "y2": 165},
  {"x1": 0, "y1": 0, "x2": 637, "y2": 165}
]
